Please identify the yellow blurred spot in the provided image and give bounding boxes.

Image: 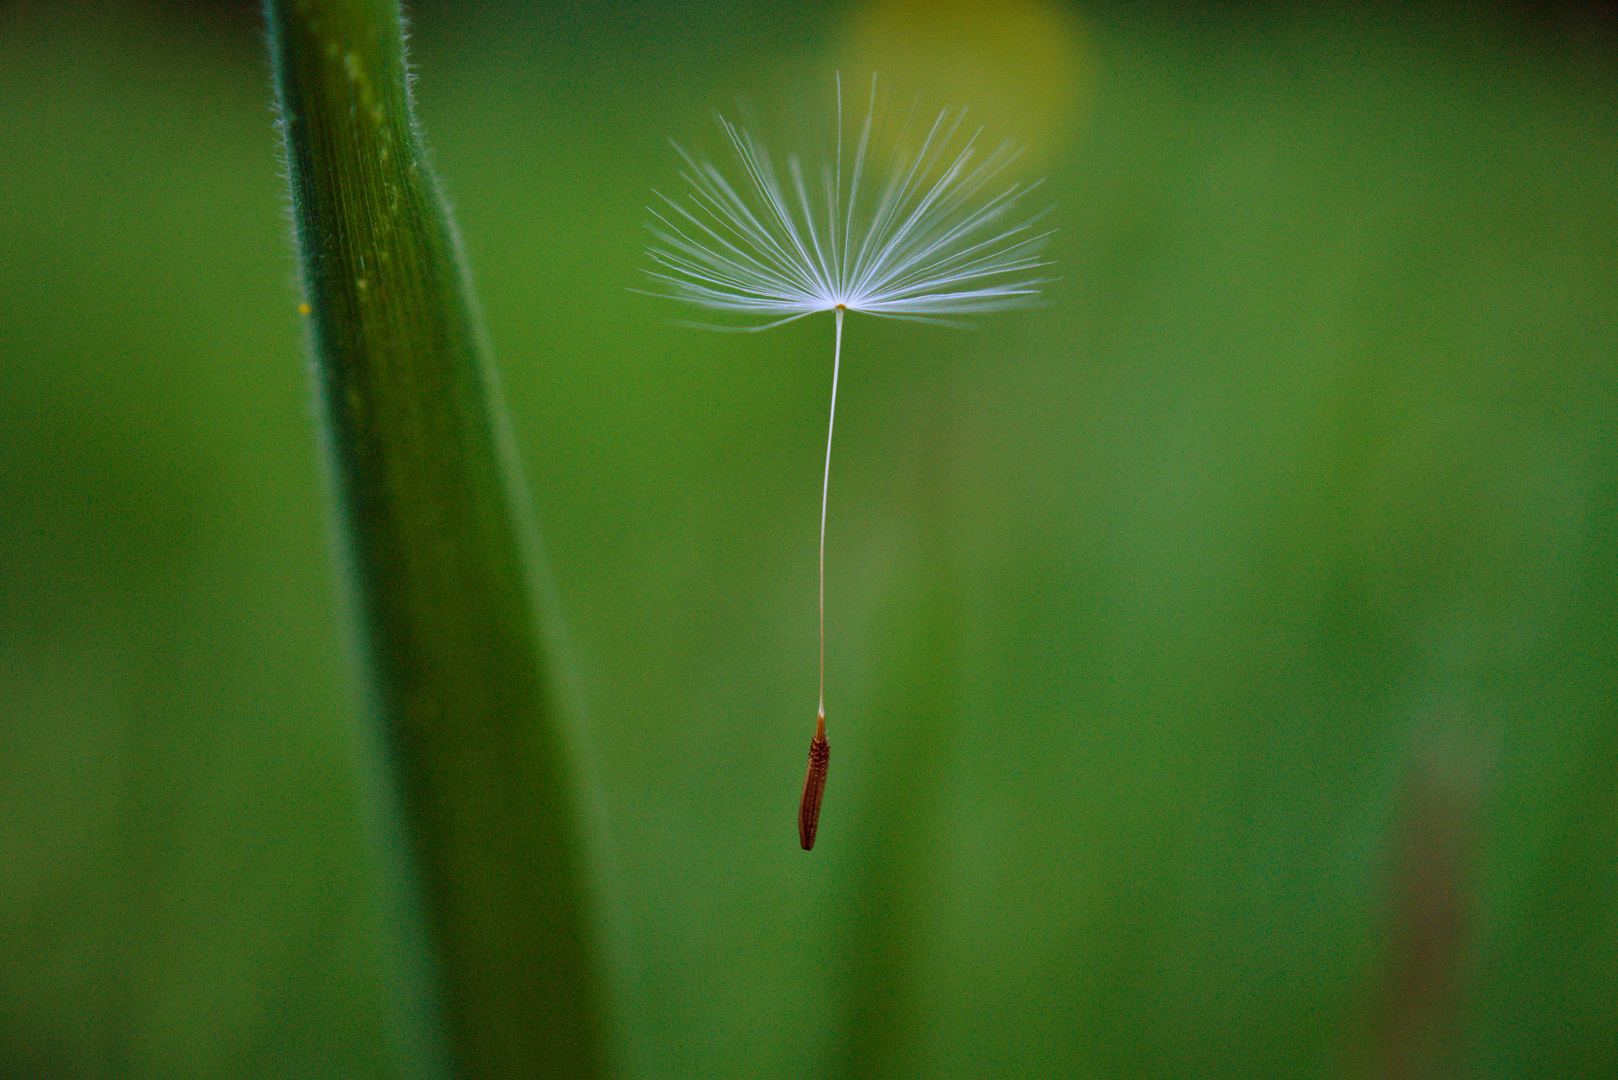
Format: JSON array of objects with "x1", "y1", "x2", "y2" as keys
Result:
[
  {"x1": 298, "y1": 302, "x2": 311, "y2": 316},
  {"x1": 839, "y1": 0, "x2": 1090, "y2": 168}
]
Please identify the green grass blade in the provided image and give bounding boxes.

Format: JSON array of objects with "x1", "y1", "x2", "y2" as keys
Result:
[{"x1": 265, "y1": 2, "x2": 609, "y2": 1076}]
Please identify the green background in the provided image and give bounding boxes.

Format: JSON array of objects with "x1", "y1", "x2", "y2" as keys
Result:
[{"x1": 2, "y1": 1, "x2": 1614, "y2": 1076}]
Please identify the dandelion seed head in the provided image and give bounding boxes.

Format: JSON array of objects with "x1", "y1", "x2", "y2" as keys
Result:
[
  {"x1": 642, "y1": 74, "x2": 1055, "y2": 330},
  {"x1": 642, "y1": 78, "x2": 1056, "y2": 852}
]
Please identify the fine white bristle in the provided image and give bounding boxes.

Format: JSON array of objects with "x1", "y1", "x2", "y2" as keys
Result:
[{"x1": 642, "y1": 74, "x2": 1055, "y2": 328}]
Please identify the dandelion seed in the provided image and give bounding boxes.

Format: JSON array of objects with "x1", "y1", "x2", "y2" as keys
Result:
[{"x1": 643, "y1": 74, "x2": 1055, "y2": 851}]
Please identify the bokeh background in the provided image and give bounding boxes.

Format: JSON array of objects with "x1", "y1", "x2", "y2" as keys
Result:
[{"x1": 2, "y1": 0, "x2": 1615, "y2": 1076}]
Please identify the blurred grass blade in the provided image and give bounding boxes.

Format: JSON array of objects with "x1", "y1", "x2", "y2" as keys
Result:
[{"x1": 266, "y1": 1, "x2": 609, "y2": 1076}]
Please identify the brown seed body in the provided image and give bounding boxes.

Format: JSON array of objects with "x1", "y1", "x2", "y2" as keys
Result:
[{"x1": 799, "y1": 718, "x2": 830, "y2": 850}]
